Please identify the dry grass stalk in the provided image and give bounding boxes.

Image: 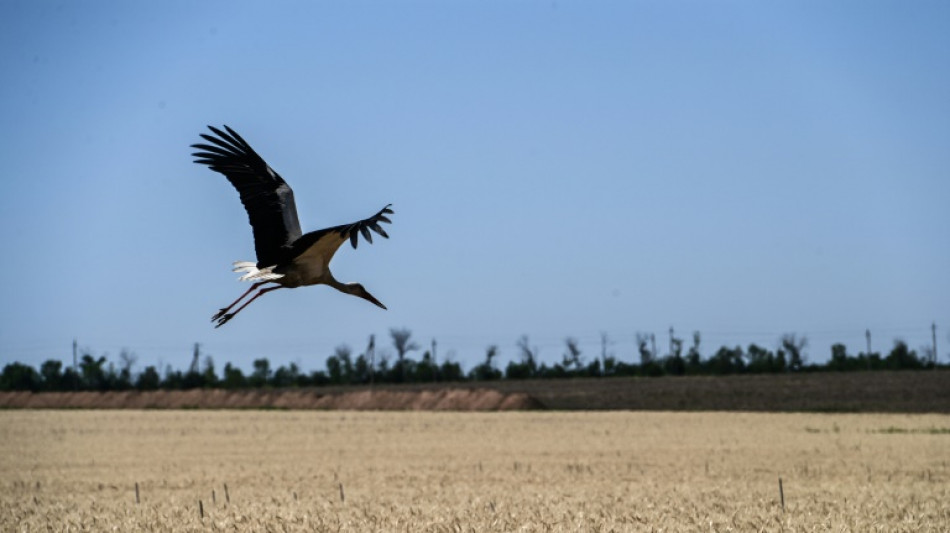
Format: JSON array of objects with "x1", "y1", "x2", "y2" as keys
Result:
[{"x1": 779, "y1": 477, "x2": 785, "y2": 513}]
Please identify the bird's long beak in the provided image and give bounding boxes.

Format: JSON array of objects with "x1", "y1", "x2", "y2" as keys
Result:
[{"x1": 362, "y1": 291, "x2": 387, "y2": 310}]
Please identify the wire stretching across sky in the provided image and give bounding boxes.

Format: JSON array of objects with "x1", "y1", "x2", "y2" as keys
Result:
[
  {"x1": 0, "y1": 1, "x2": 947, "y2": 372},
  {"x1": 2, "y1": 324, "x2": 942, "y2": 375}
]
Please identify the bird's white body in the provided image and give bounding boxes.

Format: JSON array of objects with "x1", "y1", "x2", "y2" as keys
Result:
[
  {"x1": 233, "y1": 261, "x2": 283, "y2": 282},
  {"x1": 233, "y1": 230, "x2": 346, "y2": 289},
  {"x1": 234, "y1": 259, "x2": 326, "y2": 289}
]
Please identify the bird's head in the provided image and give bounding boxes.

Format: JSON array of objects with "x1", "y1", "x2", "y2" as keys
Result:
[{"x1": 349, "y1": 283, "x2": 387, "y2": 310}]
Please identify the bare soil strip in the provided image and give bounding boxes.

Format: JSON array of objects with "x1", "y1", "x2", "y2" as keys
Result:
[
  {"x1": 1, "y1": 371, "x2": 947, "y2": 412},
  {"x1": 0, "y1": 388, "x2": 541, "y2": 410}
]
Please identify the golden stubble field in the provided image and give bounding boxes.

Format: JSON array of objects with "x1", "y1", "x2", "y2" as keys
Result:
[{"x1": 1, "y1": 410, "x2": 948, "y2": 531}]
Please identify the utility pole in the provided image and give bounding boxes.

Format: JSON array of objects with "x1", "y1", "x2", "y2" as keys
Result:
[
  {"x1": 367, "y1": 334, "x2": 375, "y2": 386},
  {"x1": 431, "y1": 338, "x2": 438, "y2": 381},
  {"x1": 650, "y1": 333, "x2": 656, "y2": 361},
  {"x1": 865, "y1": 329, "x2": 872, "y2": 371},
  {"x1": 932, "y1": 322, "x2": 938, "y2": 368},
  {"x1": 72, "y1": 339, "x2": 78, "y2": 390},
  {"x1": 669, "y1": 327, "x2": 674, "y2": 358},
  {"x1": 190, "y1": 343, "x2": 201, "y2": 374}
]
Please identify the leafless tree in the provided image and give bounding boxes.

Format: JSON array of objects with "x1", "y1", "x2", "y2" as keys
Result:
[
  {"x1": 516, "y1": 335, "x2": 538, "y2": 370},
  {"x1": 485, "y1": 345, "x2": 498, "y2": 365},
  {"x1": 118, "y1": 349, "x2": 137, "y2": 377},
  {"x1": 562, "y1": 337, "x2": 583, "y2": 371},
  {"x1": 668, "y1": 327, "x2": 683, "y2": 359},
  {"x1": 390, "y1": 328, "x2": 419, "y2": 362},
  {"x1": 686, "y1": 331, "x2": 702, "y2": 365},
  {"x1": 390, "y1": 328, "x2": 419, "y2": 380},
  {"x1": 636, "y1": 333, "x2": 654, "y2": 365},
  {"x1": 780, "y1": 333, "x2": 808, "y2": 370}
]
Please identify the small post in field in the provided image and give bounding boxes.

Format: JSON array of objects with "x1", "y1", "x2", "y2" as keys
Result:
[
  {"x1": 199, "y1": 499, "x2": 204, "y2": 519},
  {"x1": 339, "y1": 482, "x2": 345, "y2": 503},
  {"x1": 779, "y1": 477, "x2": 785, "y2": 512},
  {"x1": 224, "y1": 483, "x2": 230, "y2": 504},
  {"x1": 212, "y1": 489, "x2": 216, "y2": 504},
  {"x1": 135, "y1": 482, "x2": 140, "y2": 504}
]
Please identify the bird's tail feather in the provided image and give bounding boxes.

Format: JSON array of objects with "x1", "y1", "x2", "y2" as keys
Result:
[{"x1": 232, "y1": 261, "x2": 283, "y2": 282}]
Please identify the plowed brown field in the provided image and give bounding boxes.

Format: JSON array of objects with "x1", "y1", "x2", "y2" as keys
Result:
[{"x1": 2, "y1": 371, "x2": 948, "y2": 412}]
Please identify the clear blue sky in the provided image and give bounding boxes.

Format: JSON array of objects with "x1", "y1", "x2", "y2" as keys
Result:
[{"x1": 1, "y1": 1, "x2": 947, "y2": 374}]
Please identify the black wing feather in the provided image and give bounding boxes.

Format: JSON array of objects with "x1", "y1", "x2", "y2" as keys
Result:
[
  {"x1": 290, "y1": 204, "x2": 394, "y2": 260},
  {"x1": 368, "y1": 222, "x2": 387, "y2": 238},
  {"x1": 341, "y1": 204, "x2": 393, "y2": 249},
  {"x1": 191, "y1": 125, "x2": 303, "y2": 266}
]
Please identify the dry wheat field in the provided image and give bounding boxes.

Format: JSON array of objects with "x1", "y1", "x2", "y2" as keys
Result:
[{"x1": 1, "y1": 410, "x2": 948, "y2": 531}]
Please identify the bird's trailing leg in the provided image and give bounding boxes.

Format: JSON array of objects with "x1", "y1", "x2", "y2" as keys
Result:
[
  {"x1": 212, "y1": 281, "x2": 269, "y2": 322},
  {"x1": 215, "y1": 285, "x2": 284, "y2": 328}
]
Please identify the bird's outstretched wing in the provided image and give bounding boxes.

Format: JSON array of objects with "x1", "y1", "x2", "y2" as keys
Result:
[
  {"x1": 290, "y1": 204, "x2": 394, "y2": 263},
  {"x1": 191, "y1": 125, "x2": 303, "y2": 267}
]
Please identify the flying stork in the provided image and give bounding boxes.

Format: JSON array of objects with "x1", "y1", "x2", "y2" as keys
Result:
[{"x1": 191, "y1": 125, "x2": 393, "y2": 328}]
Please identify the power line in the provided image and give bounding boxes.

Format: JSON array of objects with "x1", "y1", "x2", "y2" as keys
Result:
[{"x1": 1, "y1": 322, "x2": 942, "y2": 371}]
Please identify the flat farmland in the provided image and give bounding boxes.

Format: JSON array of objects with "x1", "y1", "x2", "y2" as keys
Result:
[{"x1": 1, "y1": 411, "x2": 948, "y2": 531}]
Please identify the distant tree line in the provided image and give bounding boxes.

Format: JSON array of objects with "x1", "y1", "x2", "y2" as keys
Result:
[{"x1": 1, "y1": 328, "x2": 943, "y2": 392}]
